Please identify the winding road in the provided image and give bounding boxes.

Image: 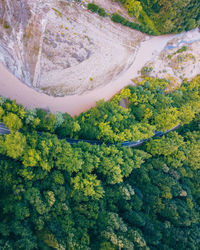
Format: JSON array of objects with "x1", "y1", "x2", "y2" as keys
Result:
[
  {"x1": 0, "y1": 123, "x2": 180, "y2": 147},
  {"x1": 0, "y1": 123, "x2": 10, "y2": 135}
]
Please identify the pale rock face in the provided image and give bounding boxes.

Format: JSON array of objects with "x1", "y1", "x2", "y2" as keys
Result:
[
  {"x1": 142, "y1": 29, "x2": 200, "y2": 86},
  {"x1": 0, "y1": 0, "x2": 55, "y2": 86},
  {"x1": 0, "y1": 0, "x2": 144, "y2": 96},
  {"x1": 0, "y1": 0, "x2": 32, "y2": 84}
]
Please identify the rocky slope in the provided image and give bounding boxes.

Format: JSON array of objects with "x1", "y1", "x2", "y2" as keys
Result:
[
  {"x1": 0, "y1": 0, "x2": 144, "y2": 96},
  {"x1": 141, "y1": 29, "x2": 200, "y2": 90}
]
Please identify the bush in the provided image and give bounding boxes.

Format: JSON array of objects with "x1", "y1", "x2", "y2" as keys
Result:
[
  {"x1": 111, "y1": 13, "x2": 156, "y2": 35},
  {"x1": 141, "y1": 66, "x2": 153, "y2": 75},
  {"x1": 87, "y1": 3, "x2": 99, "y2": 13},
  {"x1": 98, "y1": 8, "x2": 107, "y2": 17},
  {"x1": 111, "y1": 13, "x2": 125, "y2": 23},
  {"x1": 176, "y1": 46, "x2": 187, "y2": 54},
  {"x1": 87, "y1": 3, "x2": 107, "y2": 17},
  {"x1": 185, "y1": 18, "x2": 197, "y2": 31}
]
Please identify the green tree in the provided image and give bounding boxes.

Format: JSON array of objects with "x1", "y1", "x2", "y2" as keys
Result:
[
  {"x1": 3, "y1": 113, "x2": 23, "y2": 132},
  {"x1": 4, "y1": 132, "x2": 26, "y2": 159}
]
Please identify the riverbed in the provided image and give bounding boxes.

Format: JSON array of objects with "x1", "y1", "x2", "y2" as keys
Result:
[{"x1": 0, "y1": 29, "x2": 199, "y2": 116}]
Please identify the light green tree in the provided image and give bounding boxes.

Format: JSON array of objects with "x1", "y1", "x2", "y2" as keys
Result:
[
  {"x1": 125, "y1": 0, "x2": 142, "y2": 18},
  {"x1": 4, "y1": 132, "x2": 26, "y2": 159},
  {"x1": 3, "y1": 113, "x2": 23, "y2": 132}
]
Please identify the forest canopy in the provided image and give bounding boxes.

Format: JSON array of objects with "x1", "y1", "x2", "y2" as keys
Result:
[
  {"x1": 118, "y1": 0, "x2": 200, "y2": 34},
  {"x1": 0, "y1": 75, "x2": 200, "y2": 249},
  {"x1": 1, "y1": 76, "x2": 200, "y2": 144}
]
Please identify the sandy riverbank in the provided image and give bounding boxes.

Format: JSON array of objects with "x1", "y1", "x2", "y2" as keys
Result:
[
  {"x1": 0, "y1": 34, "x2": 176, "y2": 116},
  {"x1": 142, "y1": 29, "x2": 200, "y2": 86}
]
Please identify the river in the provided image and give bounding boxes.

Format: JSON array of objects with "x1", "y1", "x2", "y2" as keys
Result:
[{"x1": 0, "y1": 28, "x2": 199, "y2": 116}]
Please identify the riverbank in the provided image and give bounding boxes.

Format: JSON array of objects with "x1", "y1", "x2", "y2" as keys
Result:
[
  {"x1": 0, "y1": 33, "x2": 175, "y2": 116},
  {"x1": 142, "y1": 28, "x2": 200, "y2": 86}
]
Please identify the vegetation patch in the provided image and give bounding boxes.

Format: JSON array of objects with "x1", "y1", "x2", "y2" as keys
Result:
[
  {"x1": 168, "y1": 46, "x2": 188, "y2": 59},
  {"x1": 118, "y1": 0, "x2": 200, "y2": 34},
  {"x1": 87, "y1": 3, "x2": 108, "y2": 17},
  {"x1": 52, "y1": 7, "x2": 62, "y2": 17},
  {"x1": 87, "y1": 3, "x2": 157, "y2": 35},
  {"x1": 141, "y1": 66, "x2": 153, "y2": 75},
  {"x1": 3, "y1": 21, "x2": 10, "y2": 29},
  {"x1": 0, "y1": 74, "x2": 200, "y2": 248}
]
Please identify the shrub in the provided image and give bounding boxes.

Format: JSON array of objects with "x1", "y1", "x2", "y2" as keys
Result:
[
  {"x1": 111, "y1": 13, "x2": 156, "y2": 35},
  {"x1": 141, "y1": 66, "x2": 153, "y2": 75},
  {"x1": 111, "y1": 13, "x2": 124, "y2": 23},
  {"x1": 98, "y1": 8, "x2": 107, "y2": 17},
  {"x1": 87, "y1": 3, "x2": 99, "y2": 13},
  {"x1": 176, "y1": 46, "x2": 187, "y2": 54},
  {"x1": 3, "y1": 21, "x2": 10, "y2": 29}
]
